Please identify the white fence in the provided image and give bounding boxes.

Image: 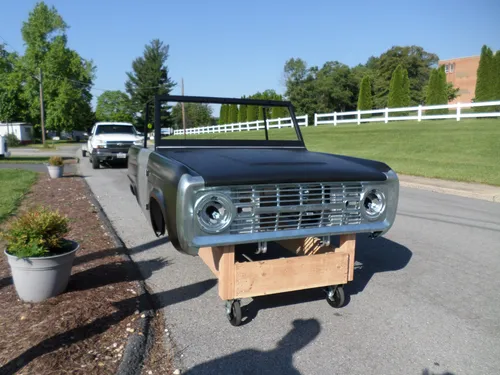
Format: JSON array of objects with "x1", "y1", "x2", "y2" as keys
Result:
[
  {"x1": 173, "y1": 115, "x2": 308, "y2": 135},
  {"x1": 172, "y1": 100, "x2": 500, "y2": 135},
  {"x1": 315, "y1": 100, "x2": 500, "y2": 126}
]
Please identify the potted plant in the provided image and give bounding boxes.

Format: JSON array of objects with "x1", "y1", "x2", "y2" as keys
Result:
[
  {"x1": 47, "y1": 156, "x2": 64, "y2": 178},
  {"x1": 1, "y1": 206, "x2": 79, "y2": 302}
]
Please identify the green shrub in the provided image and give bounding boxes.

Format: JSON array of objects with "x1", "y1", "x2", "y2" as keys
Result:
[
  {"x1": 475, "y1": 45, "x2": 495, "y2": 112},
  {"x1": 5, "y1": 133, "x2": 20, "y2": 147},
  {"x1": 357, "y1": 75, "x2": 373, "y2": 118},
  {"x1": 425, "y1": 66, "x2": 449, "y2": 115},
  {"x1": 388, "y1": 64, "x2": 410, "y2": 116},
  {"x1": 48, "y1": 156, "x2": 64, "y2": 166},
  {"x1": 1, "y1": 206, "x2": 70, "y2": 258}
]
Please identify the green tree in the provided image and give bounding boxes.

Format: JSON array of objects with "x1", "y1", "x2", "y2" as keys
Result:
[
  {"x1": 223, "y1": 104, "x2": 230, "y2": 124},
  {"x1": 283, "y1": 58, "x2": 366, "y2": 120},
  {"x1": 425, "y1": 66, "x2": 448, "y2": 115},
  {"x1": 494, "y1": 51, "x2": 500, "y2": 111},
  {"x1": 357, "y1": 75, "x2": 373, "y2": 117},
  {"x1": 228, "y1": 104, "x2": 239, "y2": 123},
  {"x1": 238, "y1": 102, "x2": 247, "y2": 123},
  {"x1": 20, "y1": 2, "x2": 95, "y2": 134},
  {"x1": 437, "y1": 66, "x2": 449, "y2": 106},
  {"x1": 257, "y1": 106, "x2": 265, "y2": 121},
  {"x1": 399, "y1": 68, "x2": 411, "y2": 115},
  {"x1": 125, "y1": 39, "x2": 176, "y2": 127},
  {"x1": 171, "y1": 102, "x2": 212, "y2": 129},
  {"x1": 95, "y1": 90, "x2": 134, "y2": 122},
  {"x1": 271, "y1": 105, "x2": 288, "y2": 119},
  {"x1": 474, "y1": 45, "x2": 495, "y2": 112},
  {"x1": 387, "y1": 64, "x2": 408, "y2": 113},
  {"x1": 371, "y1": 45, "x2": 439, "y2": 107},
  {"x1": 281, "y1": 45, "x2": 439, "y2": 117},
  {"x1": 219, "y1": 104, "x2": 227, "y2": 125},
  {"x1": 0, "y1": 45, "x2": 27, "y2": 123},
  {"x1": 401, "y1": 68, "x2": 410, "y2": 107},
  {"x1": 446, "y1": 82, "x2": 460, "y2": 102},
  {"x1": 246, "y1": 103, "x2": 259, "y2": 122},
  {"x1": 283, "y1": 58, "x2": 319, "y2": 119},
  {"x1": 425, "y1": 69, "x2": 439, "y2": 106},
  {"x1": 315, "y1": 61, "x2": 359, "y2": 113}
]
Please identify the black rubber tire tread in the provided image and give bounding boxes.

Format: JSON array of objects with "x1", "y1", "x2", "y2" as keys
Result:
[
  {"x1": 327, "y1": 286, "x2": 345, "y2": 308},
  {"x1": 92, "y1": 156, "x2": 100, "y2": 169},
  {"x1": 228, "y1": 300, "x2": 242, "y2": 326}
]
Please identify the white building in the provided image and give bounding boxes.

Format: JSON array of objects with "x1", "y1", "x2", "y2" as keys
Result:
[{"x1": 0, "y1": 122, "x2": 34, "y2": 143}]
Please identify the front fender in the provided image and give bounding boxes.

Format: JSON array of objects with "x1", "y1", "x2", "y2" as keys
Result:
[{"x1": 150, "y1": 188, "x2": 166, "y2": 221}]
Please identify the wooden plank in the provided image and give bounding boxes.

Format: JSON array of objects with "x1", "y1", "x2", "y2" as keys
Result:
[
  {"x1": 217, "y1": 245, "x2": 236, "y2": 300},
  {"x1": 337, "y1": 234, "x2": 356, "y2": 281},
  {"x1": 234, "y1": 252, "x2": 349, "y2": 299},
  {"x1": 198, "y1": 246, "x2": 223, "y2": 278}
]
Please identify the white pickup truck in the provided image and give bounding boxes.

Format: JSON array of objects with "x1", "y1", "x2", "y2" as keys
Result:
[{"x1": 82, "y1": 122, "x2": 143, "y2": 169}]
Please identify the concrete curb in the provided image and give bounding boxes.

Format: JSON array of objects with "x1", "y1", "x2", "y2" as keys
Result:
[
  {"x1": 398, "y1": 175, "x2": 500, "y2": 203},
  {"x1": 80, "y1": 177, "x2": 155, "y2": 375}
]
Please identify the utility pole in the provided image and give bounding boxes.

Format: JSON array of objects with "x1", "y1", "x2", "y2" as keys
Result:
[
  {"x1": 181, "y1": 78, "x2": 186, "y2": 139},
  {"x1": 39, "y1": 67, "x2": 46, "y2": 145}
]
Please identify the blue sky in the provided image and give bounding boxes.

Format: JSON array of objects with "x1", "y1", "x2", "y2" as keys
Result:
[{"x1": 1, "y1": 0, "x2": 499, "y2": 108}]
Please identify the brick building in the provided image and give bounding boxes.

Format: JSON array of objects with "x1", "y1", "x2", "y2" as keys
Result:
[{"x1": 438, "y1": 55, "x2": 480, "y2": 104}]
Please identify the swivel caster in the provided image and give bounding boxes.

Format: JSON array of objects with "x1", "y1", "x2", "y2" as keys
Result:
[
  {"x1": 225, "y1": 299, "x2": 242, "y2": 326},
  {"x1": 325, "y1": 285, "x2": 345, "y2": 308}
]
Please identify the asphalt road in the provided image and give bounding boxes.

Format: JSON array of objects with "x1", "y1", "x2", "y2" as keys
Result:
[{"x1": 78, "y1": 152, "x2": 500, "y2": 375}]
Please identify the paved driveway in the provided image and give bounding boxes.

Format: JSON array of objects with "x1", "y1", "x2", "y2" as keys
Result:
[{"x1": 78, "y1": 152, "x2": 500, "y2": 375}]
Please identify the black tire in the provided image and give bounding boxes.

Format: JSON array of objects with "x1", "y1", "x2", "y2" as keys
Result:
[
  {"x1": 227, "y1": 300, "x2": 242, "y2": 326},
  {"x1": 326, "y1": 286, "x2": 345, "y2": 308},
  {"x1": 92, "y1": 156, "x2": 100, "y2": 169},
  {"x1": 82, "y1": 150, "x2": 87, "y2": 157}
]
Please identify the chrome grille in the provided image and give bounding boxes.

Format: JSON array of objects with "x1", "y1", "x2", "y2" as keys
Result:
[
  {"x1": 106, "y1": 141, "x2": 134, "y2": 149},
  {"x1": 227, "y1": 182, "x2": 363, "y2": 234}
]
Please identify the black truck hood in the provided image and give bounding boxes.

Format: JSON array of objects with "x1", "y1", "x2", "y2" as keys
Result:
[{"x1": 161, "y1": 148, "x2": 391, "y2": 186}]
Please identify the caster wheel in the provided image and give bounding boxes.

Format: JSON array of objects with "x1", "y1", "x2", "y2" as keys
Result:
[
  {"x1": 226, "y1": 300, "x2": 242, "y2": 326},
  {"x1": 326, "y1": 286, "x2": 345, "y2": 308}
]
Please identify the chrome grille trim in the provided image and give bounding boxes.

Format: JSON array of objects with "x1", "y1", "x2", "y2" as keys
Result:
[
  {"x1": 106, "y1": 141, "x2": 135, "y2": 149},
  {"x1": 227, "y1": 182, "x2": 363, "y2": 234}
]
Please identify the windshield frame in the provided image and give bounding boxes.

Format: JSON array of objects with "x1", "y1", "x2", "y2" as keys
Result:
[{"x1": 148, "y1": 95, "x2": 306, "y2": 150}]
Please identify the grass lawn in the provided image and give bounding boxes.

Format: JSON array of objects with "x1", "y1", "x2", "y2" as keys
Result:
[
  {"x1": 0, "y1": 156, "x2": 51, "y2": 164},
  {"x1": 0, "y1": 156, "x2": 78, "y2": 164},
  {"x1": 169, "y1": 118, "x2": 500, "y2": 186},
  {"x1": 11, "y1": 140, "x2": 83, "y2": 150},
  {"x1": 0, "y1": 169, "x2": 38, "y2": 223}
]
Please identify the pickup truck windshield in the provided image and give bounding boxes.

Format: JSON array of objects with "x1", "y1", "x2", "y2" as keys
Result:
[{"x1": 96, "y1": 125, "x2": 136, "y2": 135}]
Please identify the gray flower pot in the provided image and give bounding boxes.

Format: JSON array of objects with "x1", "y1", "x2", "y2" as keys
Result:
[
  {"x1": 4, "y1": 240, "x2": 79, "y2": 302},
  {"x1": 47, "y1": 165, "x2": 64, "y2": 178}
]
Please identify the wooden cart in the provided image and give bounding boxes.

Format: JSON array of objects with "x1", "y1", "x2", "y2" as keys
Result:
[{"x1": 199, "y1": 234, "x2": 356, "y2": 326}]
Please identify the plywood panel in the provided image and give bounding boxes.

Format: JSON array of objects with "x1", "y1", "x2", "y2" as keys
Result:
[{"x1": 234, "y1": 252, "x2": 349, "y2": 299}]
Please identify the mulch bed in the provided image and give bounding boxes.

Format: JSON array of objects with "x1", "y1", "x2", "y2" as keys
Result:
[{"x1": 0, "y1": 172, "x2": 161, "y2": 374}]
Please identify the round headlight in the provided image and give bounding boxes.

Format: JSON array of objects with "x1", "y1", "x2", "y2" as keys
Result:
[
  {"x1": 362, "y1": 189, "x2": 386, "y2": 219},
  {"x1": 195, "y1": 193, "x2": 234, "y2": 233}
]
